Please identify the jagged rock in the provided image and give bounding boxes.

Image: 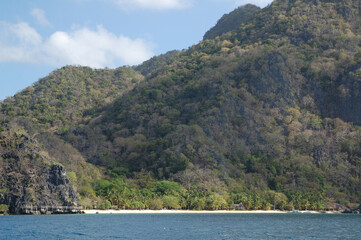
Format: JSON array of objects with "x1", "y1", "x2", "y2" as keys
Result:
[
  {"x1": 0, "y1": 131, "x2": 79, "y2": 214},
  {"x1": 6, "y1": 164, "x2": 80, "y2": 215},
  {"x1": 343, "y1": 209, "x2": 353, "y2": 213},
  {"x1": 343, "y1": 206, "x2": 361, "y2": 214}
]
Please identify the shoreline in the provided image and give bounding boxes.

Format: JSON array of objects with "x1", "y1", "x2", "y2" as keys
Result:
[
  {"x1": 82, "y1": 209, "x2": 339, "y2": 214},
  {"x1": 0, "y1": 209, "x2": 346, "y2": 216}
]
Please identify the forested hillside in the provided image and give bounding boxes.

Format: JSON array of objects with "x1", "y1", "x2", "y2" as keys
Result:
[
  {"x1": 0, "y1": 66, "x2": 143, "y2": 213},
  {"x1": 1, "y1": 0, "x2": 361, "y2": 213},
  {"x1": 203, "y1": 4, "x2": 261, "y2": 40}
]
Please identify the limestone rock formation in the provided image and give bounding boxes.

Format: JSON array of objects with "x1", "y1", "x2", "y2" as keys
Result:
[{"x1": 0, "y1": 130, "x2": 79, "y2": 214}]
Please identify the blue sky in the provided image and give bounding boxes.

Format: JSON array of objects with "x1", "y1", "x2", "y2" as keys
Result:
[{"x1": 0, "y1": 0, "x2": 273, "y2": 100}]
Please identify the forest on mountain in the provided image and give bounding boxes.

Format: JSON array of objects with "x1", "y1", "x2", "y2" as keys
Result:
[
  {"x1": 1, "y1": 0, "x2": 361, "y2": 213},
  {"x1": 203, "y1": 4, "x2": 261, "y2": 40}
]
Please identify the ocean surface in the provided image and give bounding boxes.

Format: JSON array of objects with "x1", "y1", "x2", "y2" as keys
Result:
[{"x1": 0, "y1": 213, "x2": 360, "y2": 239}]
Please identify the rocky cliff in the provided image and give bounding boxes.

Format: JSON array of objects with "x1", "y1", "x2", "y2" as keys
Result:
[{"x1": 0, "y1": 128, "x2": 79, "y2": 214}]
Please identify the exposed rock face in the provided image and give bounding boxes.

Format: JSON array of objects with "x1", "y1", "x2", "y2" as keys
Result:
[
  {"x1": 343, "y1": 208, "x2": 361, "y2": 214},
  {"x1": 342, "y1": 204, "x2": 361, "y2": 214},
  {"x1": 3, "y1": 164, "x2": 80, "y2": 215},
  {"x1": 0, "y1": 130, "x2": 80, "y2": 214}
]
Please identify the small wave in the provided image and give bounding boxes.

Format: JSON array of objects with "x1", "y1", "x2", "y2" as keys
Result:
[{"x1": 71, "y1": 232, "x2": 87, "y2": 236}]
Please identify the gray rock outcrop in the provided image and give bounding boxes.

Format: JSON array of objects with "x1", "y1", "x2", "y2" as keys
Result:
[{"x1": 0, "y1": 131, "x2": 80, "y2": 214}]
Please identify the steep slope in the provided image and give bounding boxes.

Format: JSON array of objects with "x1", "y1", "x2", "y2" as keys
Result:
[
  {"x1": 1, "y1": 66, "x2": 143, "y2": 133},
  {"x1": 0, "y1": 126, "x2": 79, "y2": 214},
  {"x1": 67, "y1": 0, "x2": 361, "y2": 207},
  {"x1": 1, "y1": 0, "x2": 361, "y2": 212},
  {"x1": 227, "y1": 0, "x2": 361, "y2": 124},
  {"x1": 203, "y1": 4, "x2": 261, "y2": 40},
  {"x1": 0, "y1": 66, "x2": 143, "y2": 213},
  {"x1": 135, "y1": 50, "x2": 181, "y2": 76}
]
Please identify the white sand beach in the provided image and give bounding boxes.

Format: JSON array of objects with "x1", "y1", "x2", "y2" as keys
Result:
[
  {"x1": 82, "y1": 209, "x2": 341, "y2": 214},
  {"x1": 83, "y1": 209, "x2": 290, "y2": 214}
]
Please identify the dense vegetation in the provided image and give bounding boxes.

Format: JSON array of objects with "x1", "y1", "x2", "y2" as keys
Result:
[
  {"x1": 1, "y1": 0, "x2": 361, "y2": 212},
  {"x1": 0, "y1": 66, "x2": 142, "y2": 212},
  {"x1": 1, "y1": 66, "x2": 143, "y2": 133},
  {"x1": 203, "y1": 4, "x2": 261, "y2": 40}
]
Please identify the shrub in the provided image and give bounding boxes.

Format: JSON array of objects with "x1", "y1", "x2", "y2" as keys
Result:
[
  {"x1": 99, "y1": 200, "x2": 111, "y2": 210},
  {"x1": 162, "y1": 196, "x2": 181, "y2": 209},
  {"x1": 150, "y1": 199, "x2": 163, "y2": 210},
  {"x1": 0, "y1": 204, "x2": 9, "y2": 213}
]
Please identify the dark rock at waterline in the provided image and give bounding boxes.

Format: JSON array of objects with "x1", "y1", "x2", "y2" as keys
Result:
[
  {"x1": 343, "y1": 206, "x2": 361, "y2": 214},
  {"x1": 343, "y1": 209, "x2": 353, "y2": 213},
  {"x1": 0, "y1": 132, "x2": 80, "y2": 215},
  {"x1": 1, "y1": 162, "x2": 79, "y2": 214},
  {"x1": 17, "y1": 165, "x2": 79, "y2": 215}
]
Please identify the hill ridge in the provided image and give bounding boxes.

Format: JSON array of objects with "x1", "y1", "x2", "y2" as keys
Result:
[{"x1": 1, "y1": 0, "x2": 361, "y2": 213}]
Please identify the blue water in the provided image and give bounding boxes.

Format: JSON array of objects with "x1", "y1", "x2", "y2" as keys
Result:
[{"x1": 0, "y1": 213, "x2": 360, "y2": 239}]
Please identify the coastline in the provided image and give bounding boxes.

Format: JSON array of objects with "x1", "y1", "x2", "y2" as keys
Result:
[
  {"x1": 82, "y1": 209, "x2": 337, "y2": 214},
  {"x1": 0, "y1": 209, "x2": 345, "y2": 216}
]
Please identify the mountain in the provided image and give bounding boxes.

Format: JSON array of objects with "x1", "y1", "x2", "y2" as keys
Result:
[
  {"x1": 135, "y1": 50, "x2": 181, "y2": 76},
  {"x1": 1, "y1": 0, "x2": 361, "y2": 213},
  {"x1": 0, "y1": 66, "x2": 143, "y2": 213},
  {"x1": 203, "y1": 4, "x2": 261, "y2": 40}
]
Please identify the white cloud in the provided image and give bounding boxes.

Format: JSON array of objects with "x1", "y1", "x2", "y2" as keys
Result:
[
  {"x1": 0, "y1": 22, "x2": 154, "y2": 68},
  {"x1": 0, "y1": 22, "x2": 42, "y2": 63},
  {"x1": 45, "y1": 26, "x2": 154, "y2": 67},
  {"x1": 31, "y1": 8, "x2": 52, "y2": 26},
  {"x1": 113, "y1": 0, "x2": 192, "y2": 10}
]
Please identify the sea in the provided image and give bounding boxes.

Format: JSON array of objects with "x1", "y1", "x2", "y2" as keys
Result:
[{"x1": 0, "y1": 213, "x2": 360, "y2": 239}]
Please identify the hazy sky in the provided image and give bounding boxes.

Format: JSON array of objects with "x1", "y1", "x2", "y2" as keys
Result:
[{"x1": 0, "y1": 0, "x2": 273, "y2": 100}]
